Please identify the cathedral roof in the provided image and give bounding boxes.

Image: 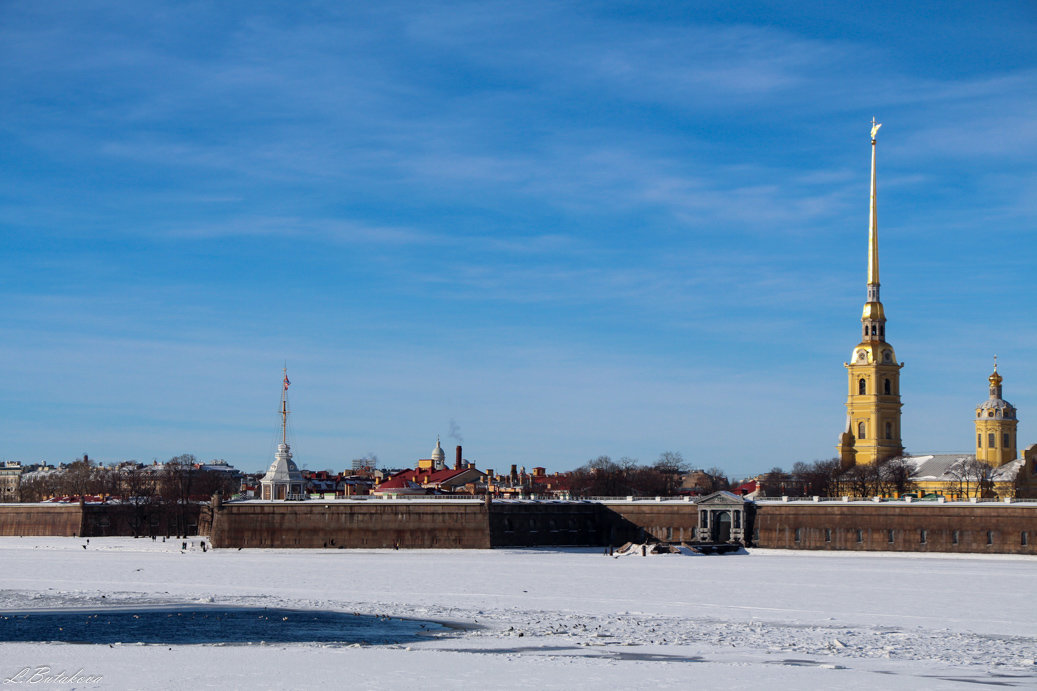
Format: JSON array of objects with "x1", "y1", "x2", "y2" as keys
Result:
[
  {"x1": 991, "y1": 458, "x2": 1024, "y2": 482},
  {"x1": 903, "y1": 454, "x2": 974, "y2": 481},
  {"x1": 978, "y1": 397, "x2": 1016, "y2": 414},
  {"x1": 903, "y1": 453, "x2": 1021, "y2": 482}
]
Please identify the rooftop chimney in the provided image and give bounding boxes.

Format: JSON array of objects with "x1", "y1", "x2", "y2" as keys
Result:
[{"x1": 455, "y1": 445, "x2": 462, "y2": 470}]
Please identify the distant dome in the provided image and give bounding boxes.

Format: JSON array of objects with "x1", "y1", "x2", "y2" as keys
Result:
[{"x1": 431, "y1": 438, "x2": 445, "y2": 462}]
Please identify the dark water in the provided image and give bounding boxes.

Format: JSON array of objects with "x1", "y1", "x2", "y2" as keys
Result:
[{"x1": 0, "y1": 607, "x2": 447, "y2": 645}]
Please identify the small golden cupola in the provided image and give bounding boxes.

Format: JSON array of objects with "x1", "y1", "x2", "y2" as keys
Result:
[{"x1": 975, "y1": 359, "x2": 1018, "y2": 466}]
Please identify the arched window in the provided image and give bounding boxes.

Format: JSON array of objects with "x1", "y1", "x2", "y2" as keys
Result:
[
  {"x1": 884, "y1": 378, "x2": 891, "y2": 395},
  {"x1": 858, "y1": 378, "x2": 866, "y2": 395},
  {"x1": 1004, "y1": 433, "x2": 1011, "y2": 448},
  {"x1": 871, "y1": 325, "x2": 877, "y2": 335},
  {"x1": 858, "y1": 421, "x2": 866, "y2": 439},
  {"x1": 989, "y1": 433, "x2": 996, "y2": 447},
  {"x1": 977, "y1": 433, "x2": 982, "y2": 447},
  {"x1": 885, "y1": 422, "x2": 892, "y2": 440}
]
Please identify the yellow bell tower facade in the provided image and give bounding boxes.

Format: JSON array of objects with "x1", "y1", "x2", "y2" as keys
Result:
[
  {"x1": 975, "y1": 361, "x2": 1018, "y2": 466},
  {"x1": 838, "y1": 120, "x2": 904, "y2": 468}
]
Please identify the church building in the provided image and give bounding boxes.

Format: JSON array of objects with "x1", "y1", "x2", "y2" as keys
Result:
[
  {"x1": 837, "y1": 120, "x2": 904, "y2": 468},
  {"x1": 833, "y1": 122, "x2": 1035, "y2": 499}
]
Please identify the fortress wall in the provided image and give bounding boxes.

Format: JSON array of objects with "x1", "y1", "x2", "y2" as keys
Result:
[
  {"x1": 81, "y1": 504, "x2": 203, "y2": 537},
  {"x1": 488, "y1": 502, "x2": 604, "y2": 546},
  {"x1": 0, "y1": 504, "x2": 83, "y2": 536},
  {"x1": 5, "y1": 500, "x2": 1037, "y2": 555},
  {"x1": 208, "y1": 501, "x2": 492, "y2": 549},
  {"x1": 599, "y1": 502, "x2": 701, "y2": 544},
  {"x1": 754, "y1": 502, "x2": 1037, "y2": 555}
]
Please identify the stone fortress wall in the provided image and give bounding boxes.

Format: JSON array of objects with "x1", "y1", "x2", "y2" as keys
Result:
[
  {"x1": 753, "y1": 500, "x2": 1037, "y2": 555},
  {"x1": 3, "y1": 499, "x2": 1036, "y2": 556}
]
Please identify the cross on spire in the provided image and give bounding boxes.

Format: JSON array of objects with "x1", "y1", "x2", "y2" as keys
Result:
[{"x1": 870, "y1": 117, "x2": 882, "y2": 141}]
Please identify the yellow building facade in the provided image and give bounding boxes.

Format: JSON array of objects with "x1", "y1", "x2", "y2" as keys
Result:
[
  {"x1": 975, "y1": 363, "x2": 1018, "y2": 466},
  {"x1": 829, "y1": 123, "x2": 1035, "y2": 500},
  {"x1": 838, "y1": 121, "x2": 904, "y2": 468}
]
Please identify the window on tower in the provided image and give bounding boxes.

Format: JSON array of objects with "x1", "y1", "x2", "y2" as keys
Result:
[
  {"x1": 858, "y1": 421, "x2": 866, "y2": 440},
  {"x1": 885, "y1": 422, "x2": 892, "y2": 440},
  {"x1": 978, "y1": 434, "x2": 982, "y2": 448},
  {"x1": 858, "y1": 379, "x2": 866, "y2": 395},
  {"x1": 884, "y1": 378, "x2": 891, "y2": 395},
  {"x1": 989, "y1": 433, "x2": 996, "y2": 448},
  {"x1": 1004, "y1": 433, "x2": 1011, "y2": 448}
]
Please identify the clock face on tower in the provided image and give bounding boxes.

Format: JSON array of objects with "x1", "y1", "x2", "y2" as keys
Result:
[{"x1": 857, "y1": 350, "x2": 867, "y2": 362}]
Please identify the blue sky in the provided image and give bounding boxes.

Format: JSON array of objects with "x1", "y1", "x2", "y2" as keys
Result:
[{"x1": 2, "y1": 1, "x2": 1035, "y2": 477}]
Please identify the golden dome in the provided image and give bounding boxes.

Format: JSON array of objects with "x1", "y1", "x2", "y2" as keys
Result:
[
  {"x1": 861, "y1": 301, "x2": 885, "y2": 321},
  {"x1": 988, "y1": 368, "x2": 1003, "y2": 387},
  {"x1": 850, "y1": 343, "x2": 897, "y2": 365}
]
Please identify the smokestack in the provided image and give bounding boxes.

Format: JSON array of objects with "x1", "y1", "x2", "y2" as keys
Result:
[{"x1": 455, "y1": 445, "x2": 462, "y2": 470}]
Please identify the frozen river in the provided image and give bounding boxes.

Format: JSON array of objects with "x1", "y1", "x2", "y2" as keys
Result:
[{"x1": 0, "y1": 537, "x2": 1034, "y2": 689}]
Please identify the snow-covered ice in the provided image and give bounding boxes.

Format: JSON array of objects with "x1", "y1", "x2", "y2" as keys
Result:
[{"x1": 0, "y1": 537, "x2": 1035, "y2": 689}]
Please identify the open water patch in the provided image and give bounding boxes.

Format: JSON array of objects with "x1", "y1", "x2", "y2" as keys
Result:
[{"x1": 0, "y1": 606, "x2": 449, "y2": 645}]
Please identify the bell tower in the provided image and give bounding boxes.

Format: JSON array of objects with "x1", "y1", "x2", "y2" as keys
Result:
[
  {"x1": 975, "y1": 359, "x2": 1018, "y2": 466},
  {"x1": 839, "y1": 120, "x2": 904, "y2": 467}
]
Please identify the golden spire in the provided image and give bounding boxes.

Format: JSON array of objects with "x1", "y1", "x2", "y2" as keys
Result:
[{"x1": 868, "y1": 117, "x2": 882, "y2": 290}]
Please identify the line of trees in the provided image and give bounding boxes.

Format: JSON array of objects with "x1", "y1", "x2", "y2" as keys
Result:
[
  {"x1": 566, "y1": 452, "x2": 727, "y2": 497},
  {"x1": 17, "y1": 454, "x2": 237, "y2": 535},
  {"x1": 19, "y1": 454, "x2": 234, "y2": 502},
  {"x1": 760, "y1": 456, "x2": 996, "y2": 499}
]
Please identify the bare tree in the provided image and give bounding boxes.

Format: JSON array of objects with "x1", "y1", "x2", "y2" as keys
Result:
[
  {"x1": 793, "y1": 459, "x2": 843, "y2": 497},
  {"x1": 648, "y1": 452, "x2": 689, "y2": 495},
  {"x1": 17, "y1": 473, "x2": 56, "y2": 503},
  {"x1": 193, "y1": 469, "x2": 236, "y2": 500},
  {"x1": 162, "y1": 454, "x2": 197, "y2": 537},
  {"x1": 570, "y1": 455, "x2": 694, "y2": 497},
  {"x1": 62, "y1": 455, "x2": 95, "y2": 498},
  {"x1": 702, "y1": 467, "x2": 730, "y2": 493},
  {"x1": 90, "y1": 464, "x2": 121, "y2": 499},
  {"x1": 877, "y1": 457, "x2": 915, "y2": 497},
  {"x1": 655, "y1": 451, "x2": 688, "y2": 474},
  {"x1": 759, "y1": 467, "x2": 789, "y2": 497},
  {"x1": 947, "y1": 457, "x2": 993, "y2": 499},
  {"x1": 124, "y1": 465, "x2": 161, "y2": 537},
  {"x1": 842, "y1": 463, "x2": 882, "y2": 498}
]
